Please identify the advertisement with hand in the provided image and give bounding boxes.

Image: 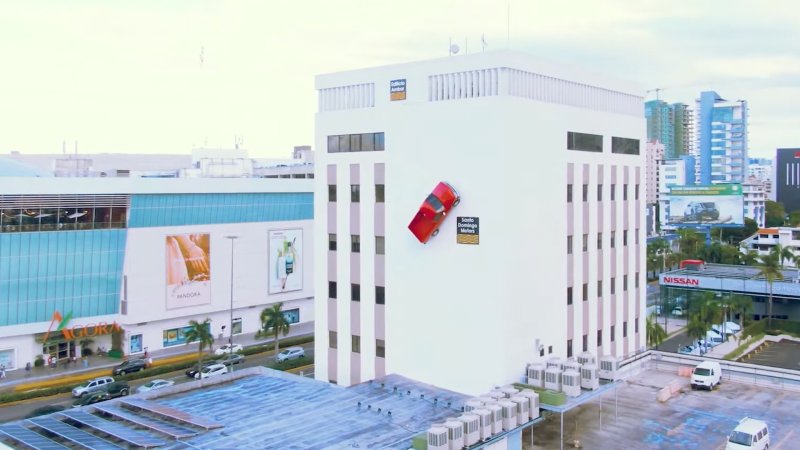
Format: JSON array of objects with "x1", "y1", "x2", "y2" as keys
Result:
[
  {"x1": 166, "y1": 233, "x2": 211, "y2": 308},
  {"x1": 269, "y1": 229, "x2": 302, "y2": 294}
]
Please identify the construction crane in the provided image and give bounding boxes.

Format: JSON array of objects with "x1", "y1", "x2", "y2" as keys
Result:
[{"x1": 646, "y1": 87, "x2": 664, "y2": 100}]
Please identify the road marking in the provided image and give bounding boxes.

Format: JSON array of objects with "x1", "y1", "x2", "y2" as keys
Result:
[{"x1": 773, "y1": 428, "x2": 794, "y2": 449}]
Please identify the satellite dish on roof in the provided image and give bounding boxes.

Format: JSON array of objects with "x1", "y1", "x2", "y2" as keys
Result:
[{"x1": 449, "y1": 44, "x2": 460, "y2": 55}]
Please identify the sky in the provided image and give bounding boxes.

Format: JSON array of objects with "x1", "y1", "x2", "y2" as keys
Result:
[{"x1": 1, "y1": 1, "x2": 798, "y2": 159}]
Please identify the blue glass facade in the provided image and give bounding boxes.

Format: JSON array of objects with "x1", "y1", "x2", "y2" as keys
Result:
[
  {"x1": 0, "y1": 230, "x2": 126, "y2": 326},
  {"x1": 128, "y1": 193, "x2": 313, "y2": 227}
]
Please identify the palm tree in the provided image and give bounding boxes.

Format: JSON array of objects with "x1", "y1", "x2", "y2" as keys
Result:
[
  {"x1": 756, "y1": 253, "x2": 783, "y2": 331},
  {"x1": 771, "y1": 244, "x2": 794, "y2": 269},
  {"x1": 260, "y1": 303, "x2": 291, "y2": 356},
  {"x1": 740, "y1": 249, "x2": 759, "y2": 266},
  {"x1": 184, "y1": 318, "x2": 214, "y2": 376},
  {"x1": 728, "y1": 294, "x2": 754, "y2": 344},
  {"x1": 646, "y1": 315, "x2": 667, "y2": 348}
]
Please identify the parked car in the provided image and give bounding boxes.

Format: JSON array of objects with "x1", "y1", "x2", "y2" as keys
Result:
[
  {"x1": 407, "y1": 182, "x2": 460, "y2": 244},
  {"x1": 726, "y1": 417, "x2": 770, "y2": 450},
  {"x1": 671, "y1": 306, "x2": 685, "y2": 317},
  {"x1": 678, "y1": 345, "x2": 701, "y2": 356},
  {"x1": 217, "y1": 353, "x2": 245, "y2": 366},
  {"x1": 691, "y1": 361, "x2": 722, "y2": 390},
  {"x1": 24, "y1": 404, "x2": 66, "y2": 419},
  {"x1": 72, "y1": 376, "x2": 115, "y2": 398},
  {"x1": 72, "y1": 391, "x2": 109, "y2": 408},
  {"x1": 112, "y1": 358, "x2": 147, "y2": 376},
  {"x1": 72, "y1": 381, "x2": 129, "y2": 407},
  {"x1": 214, "y1": 343, "x2": 244, "y2": 356},
  {"x1": 104, "y1": 381, "x2": 130, "y2": 398},
  {"x1": 186, "y1": 361, "x2": 217, "y2": 379},
  {"x1": 136, "y1": 379, "x2": 175, "y2": 393},
  {"x1": 275, "y1": 347, "x2": 305, "y2": 362},
  {"x1": 195, "y1": 363, "x2": 228, "y2": 379},
  {"x1": 713, "y1": 322, "x2": 742, "y2": 335}
]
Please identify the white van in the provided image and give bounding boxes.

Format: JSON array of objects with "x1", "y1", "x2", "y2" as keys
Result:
[
  {"x1": 690, "y1": 361, "x2": 721, "y2": 390},
  {"x1": 726, "y1": 417, "x2": 769, "y2": 450}
]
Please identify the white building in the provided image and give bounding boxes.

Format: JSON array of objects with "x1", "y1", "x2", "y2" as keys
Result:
[
  {"x1": 657, "y1": 158, "x2": 691, "y2": 229},
  {"x1": 743, "y1": 178, "x2": 767, "y2": 227},
  {"x1": 314, "y1": 51, "x2": 646, "y2": 395},
  {"x1": 646, "y1": 140, "x2": 664, "y2": 205},
  {"x1": 741, "y1": 227, "x2": 800, "y2": 267},
  {"x1": 0, "y1": 168, "x2": 314, "y2": 370}
]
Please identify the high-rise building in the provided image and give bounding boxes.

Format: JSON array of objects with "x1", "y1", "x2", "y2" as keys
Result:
[
  {"x1": 646, "y1": 140, "x2": 664, "y2": 205},
  {"x1": 644, "y1": 100, "x2": 693, "y2": 159},
  {"x1": 657, "y1": 156, "x2": 695, "y2": 226},
  {"x1": 314, "y1": 51, "x2": 646, "y2": 394},
  {"x1": 743, "y1": 178, "x2": 767, "y2": 227},
  {"x1": 695, "y1": 91, "x2": 748, "y2": 185},
  {"x1": 775, "y1": 148, "x2": 800, "y2": 212}
]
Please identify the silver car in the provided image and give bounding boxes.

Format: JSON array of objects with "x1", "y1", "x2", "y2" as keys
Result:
[
  {"x1": 72, "y1": 376, "x2": 115, "y2": 398},
  {"x1": 275, "y1": 347, "x2": 305, "y2": 362}
]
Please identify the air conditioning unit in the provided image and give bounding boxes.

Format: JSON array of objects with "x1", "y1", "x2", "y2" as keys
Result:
[
  {"x1": 444, "y1": 418, "x2": 465, "y2": 450},
  {"x1": 458, "y1": 414, "x2": 480, "y2": 446},
  {"x1": 498, "y1": 400, "x2": 518, "y2": 431},
  {"x1": 427, "y1": 426, "x2": 449, "y2": 450},
  {"x1": 546, "y1": 356, "x2": 564, "y2": 371},
  {"x1": 477, "y1": 396, "x2": 497, "y2": 406},
  {"x1": 577, "y1": 351, "x2": 595, "y2": 366},
  {"x1": 510, "y1": 396, "x2": 530, "y2": 424},
  {"x1": 500, "y1": 386, "x2": 519, "y2": 398},
  {"x1": 527, "y1": 363, "x2": 545, "y2": 388},
  {"x1": 464, "y1": 399, "x2": 483, "y2": 413},
  {"x1": 563, "y1": 360, "x2": 582, "y2": 374},
  {"x1": 544, "y1": 367, "x2": 562, "y2": 392},
  {"x1": 562, "y1": 370, "x2": 581, "y2": 397},
  {"x1": 598, "y1": 355, "x2": 619, "y2": 381},
  {"x1": 472, "y1": 408, "x2": 493, "y2": 441},
  {"x1": 581, "y1": 364, "x2": 599, "y2": 390},
  {"x1": 485, "y1": 404, "x2": 503, "y2": 435},
  {"x1": 518, "y1": 389, "x2": 540, "y2": 420},
  {"x1": 488, "y1": 390, "x2": 506, "y2": 401}
]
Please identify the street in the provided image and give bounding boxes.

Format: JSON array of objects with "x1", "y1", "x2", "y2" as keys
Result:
[{"x1": 0, "y1": 341, "x2": 314, "y2": 423}]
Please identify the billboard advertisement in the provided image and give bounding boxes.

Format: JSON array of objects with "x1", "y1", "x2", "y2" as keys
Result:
[
  {"x1": 666, "y1": 185, "x2": 743, "y2": 226},
  {"x1": 166, "y1": 233, "x2": 211, "y2": 309},
  {"x1": 269, "y1": 229, "x2": 303, "y2": 294}
]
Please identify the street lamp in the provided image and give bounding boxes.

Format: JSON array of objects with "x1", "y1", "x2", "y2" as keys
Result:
[{"x1": 225, "y1": 236, "x2": 238, "y2": 371}]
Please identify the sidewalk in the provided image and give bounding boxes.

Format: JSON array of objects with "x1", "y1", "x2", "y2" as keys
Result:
[{"x1": 0, "y1": 321, "x2": 314, "y2": 392}]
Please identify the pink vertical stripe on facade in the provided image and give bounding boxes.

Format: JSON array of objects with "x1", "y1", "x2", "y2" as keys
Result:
[
  {"x1": 350, "y1": 301, "x2": 361, "y2": 334},
  {"x1": 375, "y1": 305, "x2": 385, "y2": 340},
  {"x1": 374, "y1": 163, "x2": 385, "y2": 184},
  {"x1": 351, "y1": 353, "x2": 361, "y2": 386},
  {"x1": 350, "y1": 253, "x2": 360, "y2": 284},
  {"x1": 350, "y1": 204, "x2": 360, "y2": 235},
  {"x1": 328, "y1": 299, "x2": 338, "y2": 330},
  {"x1": 328, "y1": 349, "x2": 337, "y2": 383}
]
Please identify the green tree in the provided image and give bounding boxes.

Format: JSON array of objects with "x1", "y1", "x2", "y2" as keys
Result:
[
  {"x1": 260, "y1": 303, "x2": 291, "y2": 356},
  {"x1": 646, "y1": 315, "x2": 667, "y2": 348},
  {"x1": 184, "y1": 318, "x2": 214, "y2": 376},
  {"x1": 765, "y1": 200, "x2": 786, "y2": 227},
  {"x1": 677, "y1": 228, "x2": 702, "y2": 259},
  {"x1": 728, "y1": 294, "x2": 753, "y2": 344},
  {"x1": 740, "y1": 248, "x2": 759, "y2": 266},
  {"x1": 772, "y1": 244, "x2": 794, "y2": 269},
  {"x1": 788, "y1": 210, "x2": 800, "y2": 227},
  {"x1": 757, "y1": 253, "x2": 783, "y2": 330}
]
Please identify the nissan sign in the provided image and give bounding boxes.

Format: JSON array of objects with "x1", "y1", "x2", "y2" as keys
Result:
[{"x1": 663, "y1": 276, "x2": 700, "y2": 286}]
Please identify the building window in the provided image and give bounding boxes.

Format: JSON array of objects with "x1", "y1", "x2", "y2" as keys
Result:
[
  {"x1": 623, "y1": 275, "x2": 628, "y2": 291},
  {"x1": 567, "y1": 131, "x2": 603, "y2": 153},
  {"x1": 567, "y1": 287, "x2": 573, "y2": 305},
  {"x1": 623, "y1": 321, "x2": 628, "y2": 338},
  {"x1": 328, "y1": 185, "x2": 336, "y2": 202},
  {"x1": 350, "y1": 134, "x2": 362, "y2": 152},
  {"x1": 352, "y1": 335, "x2": 361, "y2": 353},
  {"x1": 376, "y1": 184, "x2": 385, "y2": 203},
  {"x1": 611, "y1": 184, "x2": 616, "y2": 201},
  {"x1": 376, "y1": 236, "x2": 385, "y2": 255},
  {"x1": 567, "y1": 339, "x2": 573, "y2": 358},
  {"x1": 328, "y1": 281, "x2": 337, "y2": 299},
  {"x1": 611, "y1": 277, "x2": 616, "y2": 294},
  {"x1": 567, "y1": 184, "x2": 573, "y2": 203},
  {"x1": 328, "y1": 234, "x2": 337, "y2": 251},
  {"x1": 361, "y1": 133, "x2": 375, "y2": 151},
  {"x1": 623, "y1": 230, "x2": 628, "y2": 246},
  {"x1": 548, "y1": 345, "x2": 553, "y2": 355},
  {"x1": 597, "y1": 232, "x2": 602, "y2": 250},
  {"x1": 597, "y1": 330, "x2": 602, "y2": 347},
  {"x1": 376, "y1": 339, "x2": 385, "y2": 358},
  {"x1": 327, "y1": 133, "x2": 385, "y2": 153},
  {"x1": 611, "y1": 325, "x2": 616, "y2": 342},
  {"x1": 597, "y1": 280, "x2": 602, "y2": 297},
  {"x1": 635, "y1": 318, "x2": 639, "y2": 333},
  {"x1": 376, "y1": 286, "x2": 385, "y2": 304},
  {"x1": 339, "y1": 135, "x2": 350, "y2": 152},
  {"x1": 610, "y1": 231, "x2": 616, "y2": 248},
  {"x1": 582, "y1": 334, "x2": 588, "y2": 352},
  {"x1": 635, "y1": 228, "x2": 640, "y2": 245},
  {"x1": 582, "y1": 184, "x2": 588, "y2": 202},
  {"x1": 582, "y1": 283, "x2": 588, "y2": 302},
  {"x1": 351, "y1": 283, "x2": 360, "y2": 302},
  {"x1": 329, "y1": 331, "x2": 337, "y2": 349},
  {"x1": 635, "y1": 272, "x2": 640, "y2": 288},
  {"x1": 327, "y1": 135, "x2": 339, "y2": 153},
  {"x1": 351, "y1": 184, "x2": 360, "y2": 202},
  {"x1": 582, "y1": 234, "x2": 588, "y2": 252},
  {"x1": 351, "y1": 235, "x2": 360, "y2": 253},
  {"x1": 597, "y1": 184, "x2": 602, "y2": 201},
  {"x1": 635, "y1": 184, "x2": 640, "y2": 200},
  {"x1": 611, "y1": 137, "x2": 640, "y2": 155},
  {"x1": 623, "y1": 184, "x2": 628, "y2": 201}
]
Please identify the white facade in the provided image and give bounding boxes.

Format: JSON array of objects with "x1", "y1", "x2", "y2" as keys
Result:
[
  {"x1": 743, "y1": 178, "x2": 767, "y2": 227},
  {"x1": 314, "y1": 51, "x2": 646, "y2": 395},
  {"x1": 646, "y1": 140, "x2": 664, "y2": 204},
  {"x1": 657, "y1": 158, "x2": 689, "y2": 229},
  {"x1": 741, "y1": 227, "x2": 800, "y2": 267},
  {"x1": 0, "y1": 177, "x2": 314, "y2": 368}
]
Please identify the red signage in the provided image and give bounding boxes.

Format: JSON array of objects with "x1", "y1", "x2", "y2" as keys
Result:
[
  {"x1": 41, "y1": 311, "x2": 122, "y2": 344},
  {"x1": 663, "y1": 276, "x2": 700, "y2": 286}
]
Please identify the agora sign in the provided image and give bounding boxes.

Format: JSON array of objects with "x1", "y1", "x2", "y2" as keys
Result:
[
  {"x1": 41, "y1": 311, "x2": 122, "y2": 344},
  {"x1": 663, "y1": 276, "x2": 700, "y2": 286}
]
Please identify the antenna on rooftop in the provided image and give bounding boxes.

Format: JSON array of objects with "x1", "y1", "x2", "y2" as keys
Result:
[
  {"x1": 448, "y1": 38, "x2": 460, "y2": 56},
  {"x1": 507, "y1": 0, "x2": 511, "y2": 49},
  {"x1": 481, "y1": 34, "x2": 488, "y2": 52}
]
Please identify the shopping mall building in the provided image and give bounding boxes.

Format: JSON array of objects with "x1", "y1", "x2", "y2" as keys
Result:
[
  {"x1": 314, "y1": 50, "x2": 647, "y2": 395},
  {"x1": 0, "y1": 166, "x2": 313, "y2": 370}
]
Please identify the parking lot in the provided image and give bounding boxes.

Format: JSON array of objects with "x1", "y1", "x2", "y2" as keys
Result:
[
  {"x1": 741, "y1": 339, "x2": 800, "y2": 371},
  {"x1": 524, "y1": 368, "x2": 800, "y2": 449}
]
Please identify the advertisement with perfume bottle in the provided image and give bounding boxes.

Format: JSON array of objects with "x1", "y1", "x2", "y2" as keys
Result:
[{"x1": 268, "y1": 229, "x2": 303, "y2": 294}]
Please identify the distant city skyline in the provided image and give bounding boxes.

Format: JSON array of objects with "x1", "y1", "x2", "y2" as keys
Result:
[{"x1": 1, "y1": 1, "x2": 797, "y2": 158}]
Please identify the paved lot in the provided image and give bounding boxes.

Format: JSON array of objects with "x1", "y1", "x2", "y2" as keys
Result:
[
  {"x1": 523, "y1": 368, "x2": 800, "y2": 449},
  {"x1": 741, "y1": 339, "x2": 800, "y2": 370}
]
